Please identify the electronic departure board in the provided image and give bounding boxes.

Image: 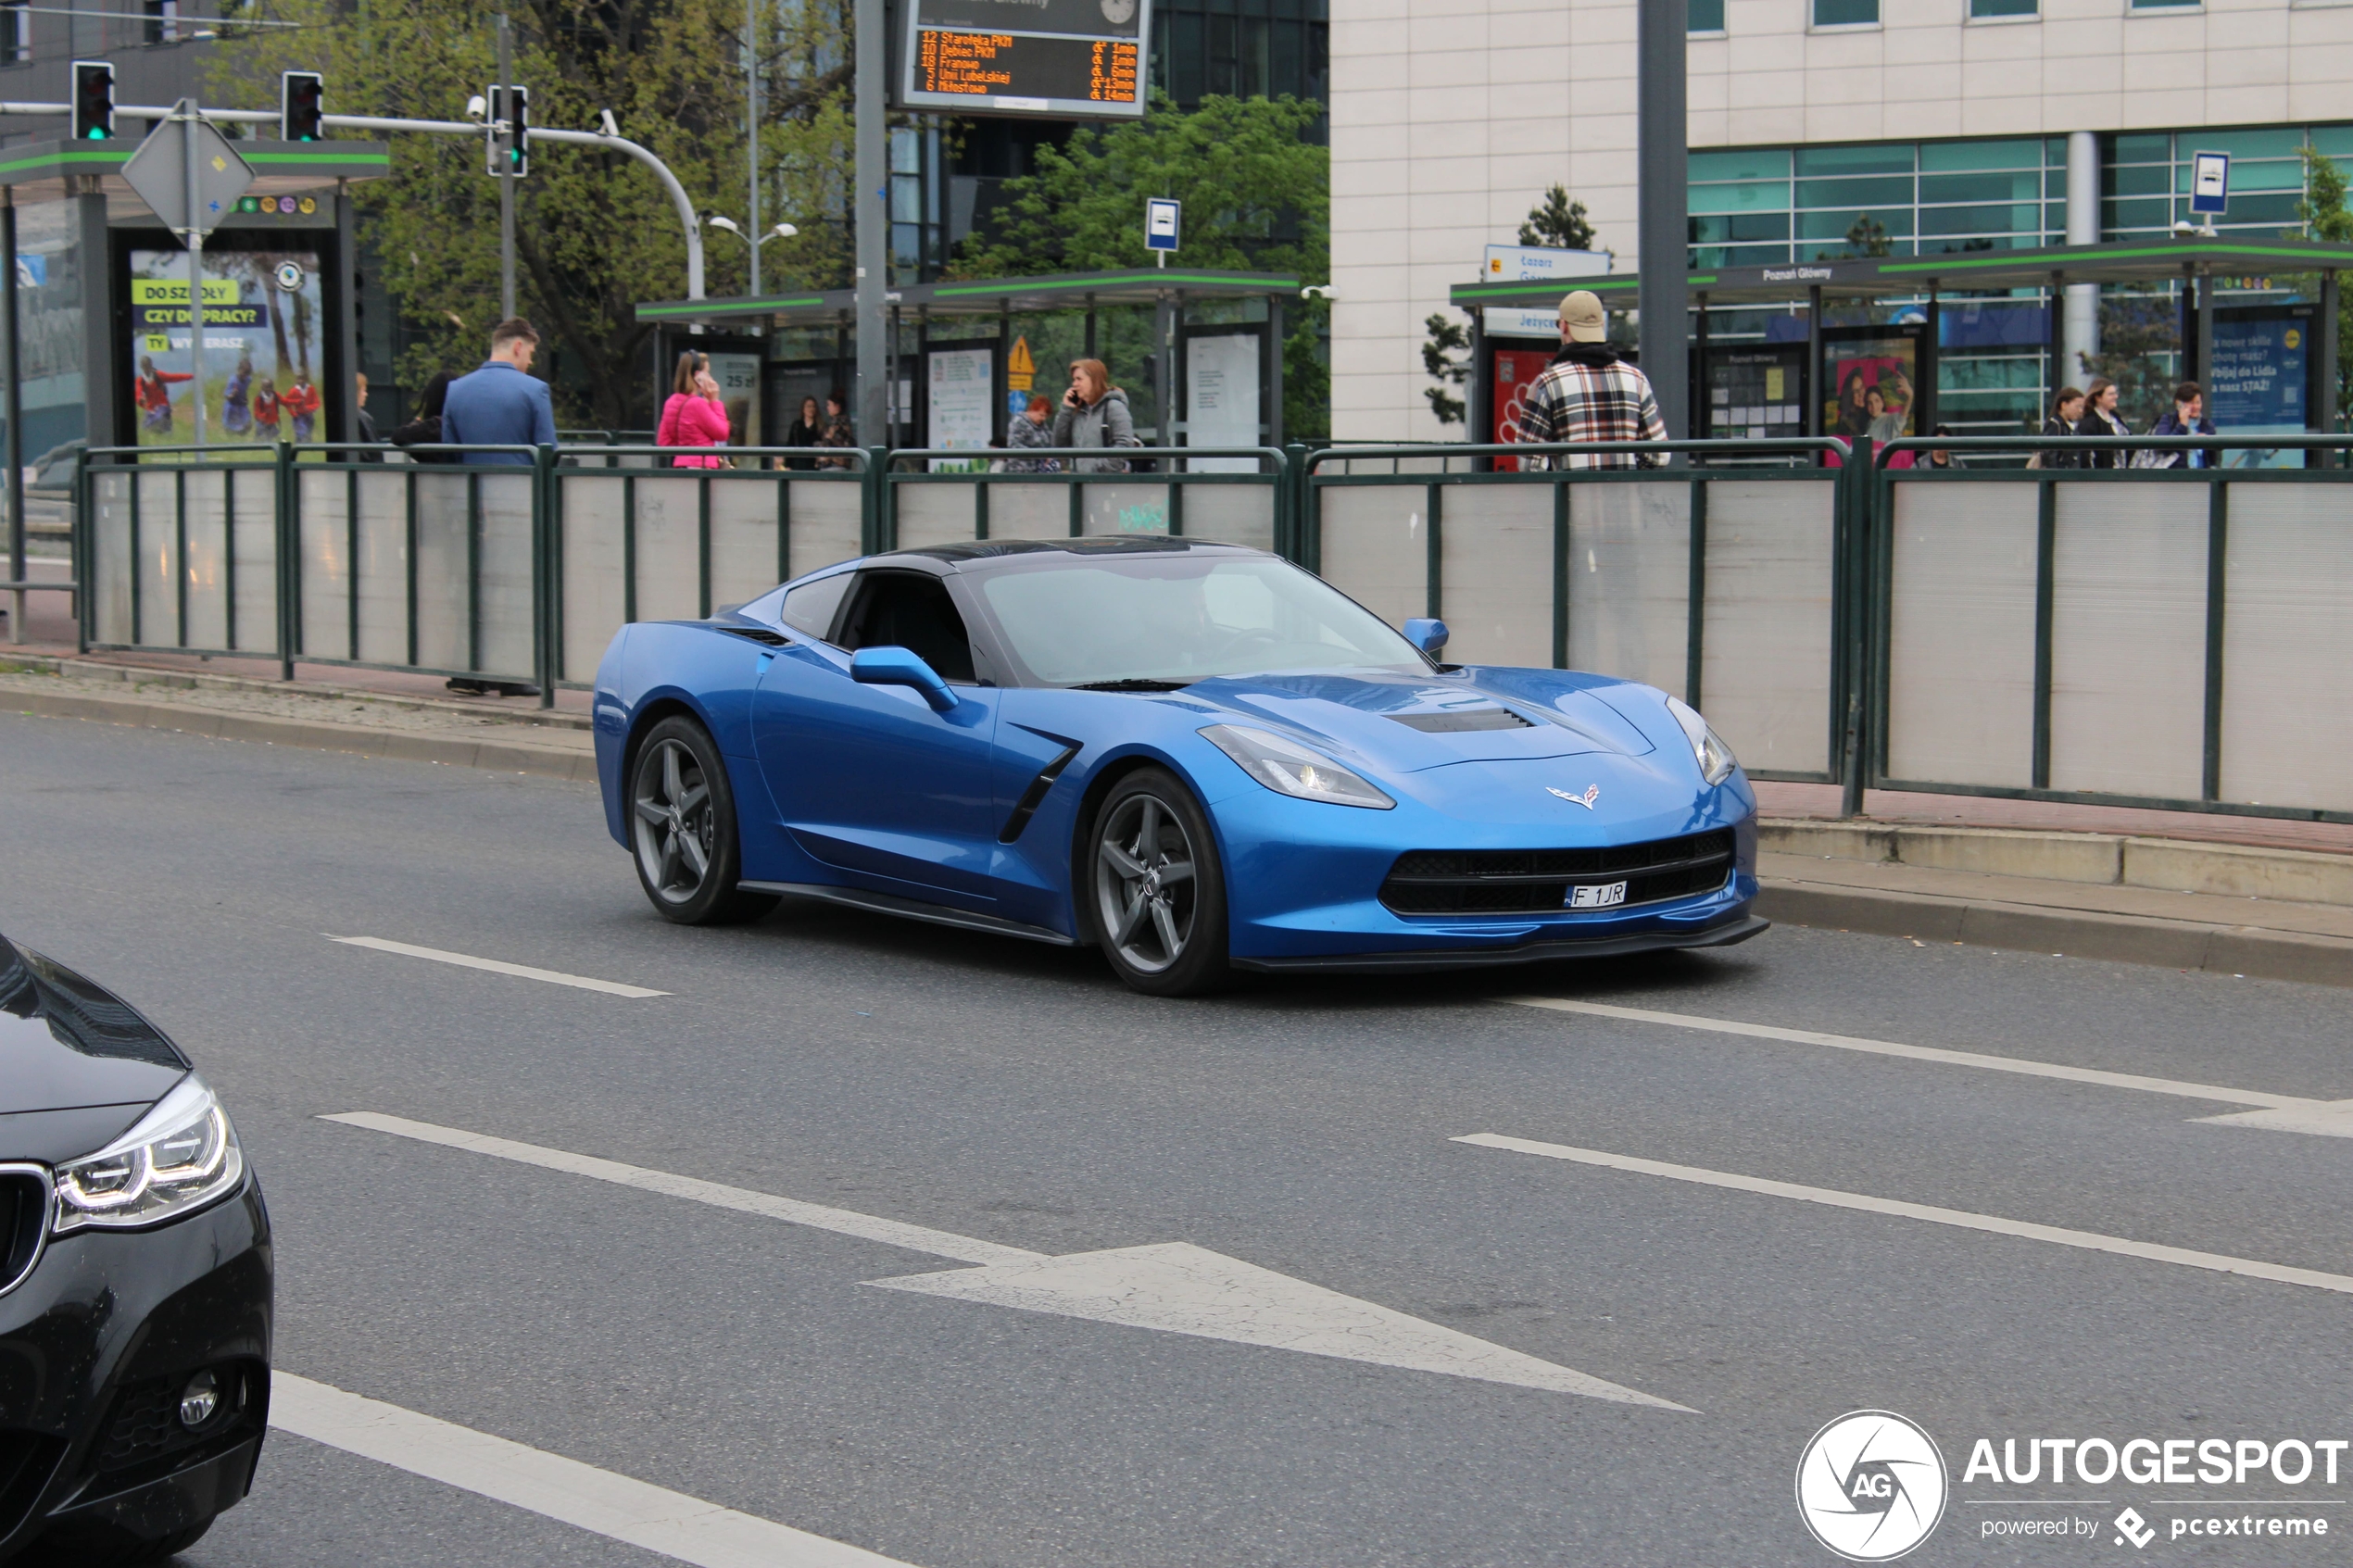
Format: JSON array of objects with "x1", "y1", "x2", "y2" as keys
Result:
[{"x1": 900, "y1": 0, "x2": 1150, "y2": 119}]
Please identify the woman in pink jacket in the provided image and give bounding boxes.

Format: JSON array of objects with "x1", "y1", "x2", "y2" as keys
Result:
[{"x1": 657, "y1": 353, "x2": 731, "y2": 469}]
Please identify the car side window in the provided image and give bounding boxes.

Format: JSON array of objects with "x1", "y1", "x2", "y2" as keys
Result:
[
  {"x1": 779, "y1": 573, "x2": 853, "y2": 642},
  {"x1": 837, "y1": 571, "x2": 978, "y2": 684}
]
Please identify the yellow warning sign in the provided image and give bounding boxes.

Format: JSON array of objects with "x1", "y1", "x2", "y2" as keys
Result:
[{"x1": 1006, "y1": 335, "x2": 1035, "y2": 391}]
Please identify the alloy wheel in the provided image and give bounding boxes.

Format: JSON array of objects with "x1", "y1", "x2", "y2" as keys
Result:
[
  {"x1": 1094, "y1": 792, "x2": 1198, "y2": 974},
  {"x1": 633, "y1": 738, "x2": 716, "y2": 905}
]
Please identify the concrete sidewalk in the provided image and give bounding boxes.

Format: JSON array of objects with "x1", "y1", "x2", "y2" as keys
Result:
[{"x1": 6, "y1": 649, "x2": 2347, "y2": 987}]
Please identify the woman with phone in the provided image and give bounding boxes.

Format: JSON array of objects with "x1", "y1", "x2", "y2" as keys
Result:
[
  {"x1": 657, "y1": 352, "x2": 730, "y2": 470},
  {"x1": 1051, "y1": 358, "x2": 1138, "y2": 473}
]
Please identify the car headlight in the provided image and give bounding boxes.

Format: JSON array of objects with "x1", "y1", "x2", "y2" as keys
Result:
[
  {"x1": 1665, "y1": 696, "x2": 1739, "y2": 786},
  {"x1": 53, "y1": 1075, "x2": 244, "y2": 1235},
  {"x1": 1201, "y1": 724, "x2": 1395, "y2": 809}
]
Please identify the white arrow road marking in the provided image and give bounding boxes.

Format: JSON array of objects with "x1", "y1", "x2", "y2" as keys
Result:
[
  {"x1": 1458, "y1": 1132, "x2": 2353, "y2": 1297},
  {"x1": 325, "y1": 1112, "x2": 1681, "y2": 1408},
  {"x1": 326, "y1": 935, "x2": 670, "y2": 998},
  {"x1": 271, "y1": 1372, "x2": 918, "y2": 1568},
  {"x1": 865, "y1": 1241, "x2": 1692, "y2": 1409},
  {"x1": 1503, "y1": 997, "x2": 2353, "y2": 1135}
]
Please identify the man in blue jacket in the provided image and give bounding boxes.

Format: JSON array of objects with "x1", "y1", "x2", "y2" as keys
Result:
[
  {"x1": 2149, "y1": 380, "x2": 2218, "y2": 469},
  {"x1": 440, "y1": 318, "x2": 557, "y2": 463}
]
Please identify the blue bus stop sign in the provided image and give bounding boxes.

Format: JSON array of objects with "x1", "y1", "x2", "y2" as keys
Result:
[
  {"x1": 1146, "y1": 198, "x2": 1179, "y2": 254},
  {"x1": 2190, "y1": 151, "x2": 2230, "y2": 217}
]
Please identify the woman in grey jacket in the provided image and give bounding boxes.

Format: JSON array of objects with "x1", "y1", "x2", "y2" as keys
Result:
[{"x1": 1051, "y1": 358, "x2": 1138, "y2": 473}]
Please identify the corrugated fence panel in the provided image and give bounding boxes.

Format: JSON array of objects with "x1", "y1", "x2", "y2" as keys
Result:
[
  {"x1": 230, "y1": 469, "x2": 277, "y2": 654},
  {"x1": 560, "y1": 475, "x2": 626, "y2": 681},
  {"x1": 2219, "y1": 484, "x2": 2353, "y2": 814},
  {"x1": 1700, "y1": 478, "x2": 1834, "y2": 775},
  {"x1": 896, "y1": 484, "x2": 978, "y2": 552},
  {"x1": 477, "y1": 472, "x2": 537, "y2": 677},
  {"x1": 631, "y1": 476, "x2": 701, "y2": 625},
  {"x1": 411, "y1": 472, "x2": 472, "y2": 671},
  {"x1": 296, "y1": 469, "x2": 346, "y2": 658},
  {"x1": 1885, "y1": 480, "x2": 2036, "y2": 788},
  {"x1": 92, "y1": 473, "x2": 133, "y2": 645},
  {"x1": 355, "y1": 471, "x2": 409, "y2": 667},
  {"x1": 1318, "y1": 484, "x2": 1427, "y2": 630},
  {"x1": 1567, "y1": 482, "x2": 1688, "y2": 699},
  {"x1": 710, "y1": 478, "x2": 785, "y2": 608},
  {"x1": 789, "y1": 480, "x2": 864, "y2": 577},
  {"x1": 180, "y1": 470, "x2": 229, "y2": 653},
  {"x1": 983, "y1": 482, "x2": 1064, "y2": 542},
  {"x1": 2048, "y1": 483, "x2": 2206, "y2": 801},
  {"x1": 1438, "y1": 482, "x2": 1553, "y2": 670}
]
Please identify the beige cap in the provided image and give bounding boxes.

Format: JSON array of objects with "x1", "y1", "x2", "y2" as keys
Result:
[{"x1": 1558, "y1": 290, "x2": 1607, "y2": 344}]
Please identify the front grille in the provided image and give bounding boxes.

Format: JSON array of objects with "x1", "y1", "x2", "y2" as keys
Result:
[
  {"x1": 0, "y1": 1171, "x2": 44, "y2": 1296},
  {"x1": 1380, "y1": 829, "x2": 1737, "y2": 915}
]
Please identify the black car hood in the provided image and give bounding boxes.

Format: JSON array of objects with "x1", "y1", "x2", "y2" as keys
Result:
[{"x1": 0, "y1": 933, "x2": 188, "y2": 1119}]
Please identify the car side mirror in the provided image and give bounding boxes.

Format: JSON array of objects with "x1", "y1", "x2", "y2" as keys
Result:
[
  {"x1": 850, "y1": 646, "x2": 959, "y2": 711},
  {"x1": 1403, "y1": 618, "x2": 1450, "y2": 655}
]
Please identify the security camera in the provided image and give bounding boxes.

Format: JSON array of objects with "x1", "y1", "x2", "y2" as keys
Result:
[
  {"x1": 1301, "y1": 284, "x2": 1338, "y2": 300},
  {"x1": 465, "y1": 94, "x2": 487, "y2": 121},
  {"x1": 598, "y1": 108, "x2": 620, "y2": 138}
]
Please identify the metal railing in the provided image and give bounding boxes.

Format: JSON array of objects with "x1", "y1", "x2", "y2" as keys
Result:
[
  {"x1": 1304, "y1": 441, "x2": 1868, "y2": 789},
  {"x1": 72, "y1": 433, "x2": 2353, "y2": 825},
  {"x1": 1870, "y1": 433, "x2": 2353, "y2": 825}
]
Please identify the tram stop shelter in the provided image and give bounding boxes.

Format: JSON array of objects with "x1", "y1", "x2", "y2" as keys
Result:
[
  {"x1": 635, "y1": 267, "x2": 1300, "y2": 456},
  {"x1": 1449, "y1": 237, "x2": 2351, "y2": 458}
]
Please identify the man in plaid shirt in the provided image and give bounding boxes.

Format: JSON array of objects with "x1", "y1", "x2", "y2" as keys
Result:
[{"x1": 1510, "y1": 290, "x2": 1667, "y2": 470}]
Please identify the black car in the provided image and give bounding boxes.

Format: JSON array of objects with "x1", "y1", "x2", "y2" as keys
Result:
[{"x1": 0, "y1": 934, "x2": 271, "y2": 1565}]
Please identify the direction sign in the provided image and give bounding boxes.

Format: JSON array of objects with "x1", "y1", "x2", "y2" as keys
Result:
[
  {"x1": 1146, "y1": 197, "x2": 1179, "y2": 253},
  {"x1": 120, "y1": 104, "x2": 254, "y2": 240},
  {"x1": 899, "y1": 0, "x2": 1150, "y2": 119},
  {"x1": 2190, "y1": 150, "x2": 2231, "y2": 217}
]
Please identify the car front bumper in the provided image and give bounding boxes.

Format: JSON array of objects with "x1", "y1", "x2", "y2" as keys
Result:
[{"x1": 0, "y1": 1176, "x2": 272, "y2": 1561}]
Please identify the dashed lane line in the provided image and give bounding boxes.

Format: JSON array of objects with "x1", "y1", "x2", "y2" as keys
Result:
[
  {"x1": 326, "y1": 935, "x2": 669, "y2": 998},
  {"x1": 270, "y1": 1372, "x2": 918, "y2": 1568},
  {"x1": 1456, "y1": 1132, "x2": 2353, "y2": 1297}
]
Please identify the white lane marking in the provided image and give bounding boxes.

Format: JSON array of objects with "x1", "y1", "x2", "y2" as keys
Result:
[
  {"x1": 270, "y1": 1372, "x2": 917, "y2": 1568},
  {"x1": 2194, "y1": 1103, "x2": 2353, "y2": 1138},
  {"x1": 1456, "y1": 1133, "x2": 2353, "y2": 1298},
  {"x1": 327, "y1": 1113, "x2": 1678, "y2": 1406},
  {"x1": 327, "y1": 935, "x2": 669, "y2": 998},
  {"x1": 866, "y1": 1241, "x2": 1690, "y2": 1410},
  {"x1": 1503, "y1": 996, "x2": 2312, "y2": 1110},
  {"x1": 324, "y1": 1112, "x2": 1041, "y2": 1267}
]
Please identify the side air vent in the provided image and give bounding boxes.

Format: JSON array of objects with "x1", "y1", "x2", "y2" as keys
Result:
[
  {"x1": 1389, "y1": 709, "x2": 1533, "y2": 733},
  {"x1": 722, "y1": 626, "x2": 789, "y2": 646}
]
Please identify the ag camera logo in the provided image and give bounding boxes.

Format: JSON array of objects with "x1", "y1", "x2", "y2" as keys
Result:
[{"x1": 1796, "y1": 1411, "x2": 1949, "y2": 1562}]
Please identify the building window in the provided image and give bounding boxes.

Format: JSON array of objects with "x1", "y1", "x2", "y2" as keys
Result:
[
  {"x1": 2129, "y1": 0, "x2": 2198, "y2": 8},
  {"x1": 145, "y1": 0, "x2": 182, "y2": 44},
  {"x1": 1812, "y1": 0, "x2": 1879, "y2": 25},
  {"x1": 1, "y1": 1, "x2": 29, "y2": 64},
  {"x1": 1690, "y1": 0, "x2": 1727, "y2": 31},
  {"x1": 1969, "y1": 0, "x2": 2037, "y2": 17}
]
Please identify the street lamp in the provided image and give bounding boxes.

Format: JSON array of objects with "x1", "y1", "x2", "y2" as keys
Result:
[{"x1": 706, "y1": 214, "x2": 796, "y2": 246}]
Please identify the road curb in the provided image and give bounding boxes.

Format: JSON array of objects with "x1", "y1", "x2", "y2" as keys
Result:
[
  {"x1": 5, "y1": 686, "x2": 599, "y2": 783},
  {"x1": 1755, "y1": 881, "x2": 2353, "y2": 989}
]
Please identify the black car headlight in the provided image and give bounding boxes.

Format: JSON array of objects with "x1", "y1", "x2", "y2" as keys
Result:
[
  {"x1": 1201, "y1": 724, "x2": 1395, "y2": 809},
  {"x1": 1665, "y1": 696, "x2": 1739, "y2": 786},
  {"x1": 53, "y1": 1075, "x2": 245, "y2": 1235}
]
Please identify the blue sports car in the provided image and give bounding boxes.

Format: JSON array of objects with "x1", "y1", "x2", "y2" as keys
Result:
[{"x1": 592, "y1": 537, "x2": 1765, "y2": 995}]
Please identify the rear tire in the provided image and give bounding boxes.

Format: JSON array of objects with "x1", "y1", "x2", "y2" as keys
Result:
[
  {"x1": 628, "y1": 716, "x2": 779, "y2": 925},
  {"x1": 1087, "y1": 768, "x2": 1230, "y2": 996}
]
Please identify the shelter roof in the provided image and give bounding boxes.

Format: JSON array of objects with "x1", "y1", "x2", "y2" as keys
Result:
[
  {"x1": 637, "y1": 267, "x2": 1302, "y2": 326},
  {"x1": 0, "y1": 139, "x2": 392, "y2": 211}
]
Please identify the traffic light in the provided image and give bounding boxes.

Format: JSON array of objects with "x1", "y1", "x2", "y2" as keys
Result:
[
  {"x1": 70, "y1": 60, "x2": 114, "y2": 142},
  {"x1": 485, "y1": 84, "x2": 529, "y2": 178},
  {"x1": 281, "y1": 71, "x2": 324, "y2": 142}
]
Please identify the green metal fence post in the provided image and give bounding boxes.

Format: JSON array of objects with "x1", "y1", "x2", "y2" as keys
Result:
[
  {"x1": 275, "y1": 441, "x2": 297, "y2": 680},
  {"x1": 1836, "y1": 448, "x2": 1869, "y2": 820},
  {"x1": 537, "y1": 443, "x2": 557, "y2": 708},
  {"x1": 1282, "y1": 442, "x2": 1308, "y2": 562},
  {"x1": 862, "y1": 446, "x2": 887, "y2": 554}
]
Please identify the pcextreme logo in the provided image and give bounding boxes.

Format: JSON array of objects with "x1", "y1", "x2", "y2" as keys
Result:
[{"x1": 1796, "y1": 1411, "x2": 1950, "y2": 1562}]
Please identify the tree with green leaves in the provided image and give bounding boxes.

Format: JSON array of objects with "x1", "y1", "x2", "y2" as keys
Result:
[
  {"x1": 1420, "y1": 313, "x2": 1470, "y2": 425},
  {"x1": 952, "y1": 94, "x2": 1329, "y2": 441},
  {"x1": 2298, "y1": 144, "x2": 2351, "y2": 430},
  {"x1": 1843, "y1": 212, "x2": 1893, "y2": 259},
  {"x1": 1517, "y1": 185, "x2": 1595, "y2": 252},
  {"x1": 208, "y1": 0, "x2": 855, "y2": 428}
]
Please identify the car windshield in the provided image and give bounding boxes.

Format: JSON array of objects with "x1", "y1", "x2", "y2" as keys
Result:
[{"x1": 973, "y1": 554, "x2": 1428, "y2": 686}]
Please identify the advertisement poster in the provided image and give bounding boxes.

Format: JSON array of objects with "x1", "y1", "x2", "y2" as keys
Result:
[
  {"x1": 2208, "y1": 311, "x2": 2309, "y2": 470},
  {"x1": 1490, "y1": 346, "x2": 1556, "y2": 471},
  {"x1": 1184, "y1": 332, "x2": 1259, "y2": 473},
  {"x1": 129, "y1": 248, "x2": 324, "y2": 448},
  {"x1": 927, "y1": 346, "x2": 994, "y2": 471},
  {"x1": 1706, "y1": 346, "x2": 1806, "y2": 441},
  {"x1": 1823, "y1": 335, "x2": 1919, "y2": 458},
  {"x1": 704, "y1": 352, "x2": 763, "y2": 452}
]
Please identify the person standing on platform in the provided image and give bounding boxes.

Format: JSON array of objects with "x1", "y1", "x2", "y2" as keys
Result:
[
  {"x1": 2035, "y1": 386, "x2": 2086, "y2": 469},
  {"x1": 817, "y1": 391, "x2": 857, "y2": 470},
  {"x1": 656, "y1": 353, "x2": 731, "y2": 469},
  {"x1": 783, "y1": 395, "x2": 824, "y2": 470},
  {"x1": 2074, "y1": 376, "x2": 2131, "y2": 468},
  {"x1": 440, "y1": 318, "x2": 557, "y2": 464},
  {"x1": 2148, "y1": 381, "x2": 2217, "y2": 468},
  {"x1": 1004, "y1": 393, "x2": 1061, "y2": 472},
  {"x1": 1510, "y1": 291, "x2": 1667, "y2": 470},
  {"x1": 1052, "y1": 358, "x2": 1138, "y2": 473}
]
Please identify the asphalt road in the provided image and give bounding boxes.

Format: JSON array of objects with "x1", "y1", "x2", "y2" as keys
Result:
[{"x1": 6, "y1": 709, "x2": 2352, "y2": 1567}]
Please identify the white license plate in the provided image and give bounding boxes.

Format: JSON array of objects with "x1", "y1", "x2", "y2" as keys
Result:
[{"x1": 1567, "y1": 881, "x2": 1628, "y2": 909}]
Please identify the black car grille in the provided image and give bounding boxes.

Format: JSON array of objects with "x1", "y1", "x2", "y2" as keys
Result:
[
  {"x1": 1380, "y1": 829, "x2": 1737, "y2": 915},
  {"x1": 0, "y1": 1170, "x2": 44, "y2": 1295}
]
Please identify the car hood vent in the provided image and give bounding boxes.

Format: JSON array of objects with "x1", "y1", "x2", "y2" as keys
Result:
[
  {"x1": 1388, "y1": 709, "x2": 1532, "y2": 733},
  {"x1": 721, "y1": 625, "x2": 789, "y2": 646}
]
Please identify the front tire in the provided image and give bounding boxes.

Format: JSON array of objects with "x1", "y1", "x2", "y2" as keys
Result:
[
  {"x1": 628, "y1": 716, "x2": 778, "y2": 925},
  {"x1": 1088, "y1": 768, "x2": 1230, "y2": 996}
]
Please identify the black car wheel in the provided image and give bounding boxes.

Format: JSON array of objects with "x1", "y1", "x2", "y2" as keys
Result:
[
  {"x1": 1088, "y1": 769, "x2": 1229, "y2": 997},
  {"x1": 629, "y1": 717, "x2": 778, "y2": 925}
]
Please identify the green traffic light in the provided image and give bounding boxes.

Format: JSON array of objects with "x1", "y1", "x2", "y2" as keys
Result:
[{"x1": 86, "y1": 127, "x2": 107, "y2": 139}]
